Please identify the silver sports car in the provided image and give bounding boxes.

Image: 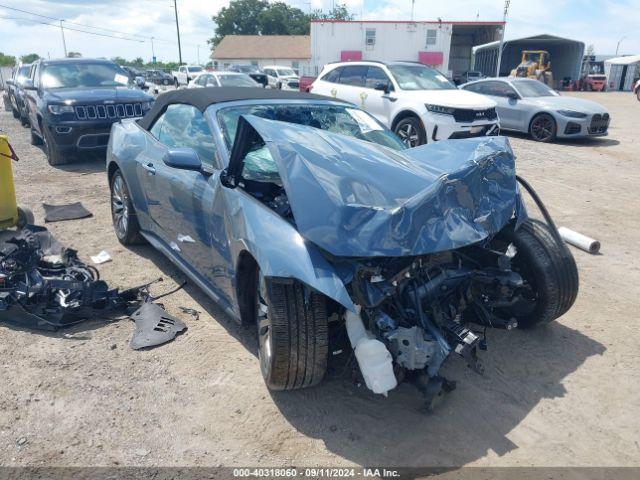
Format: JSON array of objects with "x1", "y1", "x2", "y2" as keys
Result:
[{"x1": 461, "y1": 78, "x2": 610, "y2": 142}]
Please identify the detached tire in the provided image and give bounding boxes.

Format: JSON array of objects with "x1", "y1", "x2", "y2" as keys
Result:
[
  {"x1": 499, "y1": 219, "x2": 579, "y2": 328},
  {"x1": 258, "y1": 277, "x2": 328, "y2": 391}
]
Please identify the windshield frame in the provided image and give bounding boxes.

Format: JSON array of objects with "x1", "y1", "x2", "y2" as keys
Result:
[
  {"x1": 207, "y1": 99, "x2": 406, "y2": 168},
  {"x1": 40, "y1": 61, "x2": 131, "y2": 89},
  {"x1": 387, "y1": 64, "x2": 457, "y2": 91}
]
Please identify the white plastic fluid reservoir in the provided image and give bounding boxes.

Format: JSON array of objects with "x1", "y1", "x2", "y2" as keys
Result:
[{"x1": 345, "y1": 309, "x2": 397, "y2": 396}]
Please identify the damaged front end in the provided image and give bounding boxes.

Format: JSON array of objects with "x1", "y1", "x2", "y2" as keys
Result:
[{"x1": 222, "y1": 114, "x2": 578, "y2": 405}]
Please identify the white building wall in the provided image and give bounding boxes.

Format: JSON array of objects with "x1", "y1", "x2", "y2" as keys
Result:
[
  {"x1": 213, "y1": 58, "x2": 311, "y2": 74},
  {"x1": 310, "y1": 22, "x2": 454, "y2": 76}
]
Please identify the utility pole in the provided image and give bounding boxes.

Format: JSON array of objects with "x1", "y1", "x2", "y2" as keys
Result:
[
  {"x1": 495, "y1": 0, "x2": 510, "y2": 77},
  {"x1": 60, "y1": 20, "x2": 68, "y2": 57},
  {"x1": 411, "y1": 0, "x2": 415, "y2": 21},
  {"x1": 197, "y1": 44, "x2": 200, "y2": 65},
  {"x1": 151, "y1": 36, "x2": 156, "y2": 63},
  {"x1": 173, "y1": 0, "x2": 183, "y2": 65},
  {"x1": 615, "y1": 36, "x2": 626, "y2": 56}
]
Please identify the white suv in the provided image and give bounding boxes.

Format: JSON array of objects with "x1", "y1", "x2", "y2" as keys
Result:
[
  {"x1": 311, "y1": 61, "x2": 499, "y2": 147},
  {"x1": 262, "y1": 65, "x2": 300, "y2": 91}
]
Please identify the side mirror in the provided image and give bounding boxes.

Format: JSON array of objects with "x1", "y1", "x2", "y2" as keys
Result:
[
  {"x1": 163, "y1": 148, "x2": 202, "y2": 171},
  {"x1": 22, "y1": 79, "x2": 36, "y2": 90},
  {"x1": 507, "y1": 92, "x2": 519, "y2": 101},
  {"x1": 374, "y1": 82, "x2": 390, "y2": 94}
]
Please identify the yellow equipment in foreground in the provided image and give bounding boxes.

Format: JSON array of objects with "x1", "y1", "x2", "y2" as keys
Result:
[
  {"x1": 0, "y1": 135, "x2": 33, "y2": 230},
  {"x1": 510, "y1": 50, "x2": 554, "y2": 86}
]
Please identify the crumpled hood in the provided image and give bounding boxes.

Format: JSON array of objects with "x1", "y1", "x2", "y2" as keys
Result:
[{"x1": 240, "y1": 115, "x2": 525, "y2": 257}]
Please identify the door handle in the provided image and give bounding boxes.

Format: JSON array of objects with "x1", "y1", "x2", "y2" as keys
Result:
[{"x1": 142, "y1": 163, "x2": 156, "y2": 175}]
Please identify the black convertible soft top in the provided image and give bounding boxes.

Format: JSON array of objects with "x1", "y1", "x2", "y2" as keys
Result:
[{"x1": 138, "y1": 86, "x2": 338, "y2": 130}]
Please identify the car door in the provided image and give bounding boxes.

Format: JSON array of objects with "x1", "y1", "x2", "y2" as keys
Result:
[
  {"x1": 472, "y1": 81, "x2": 523, "y2": 130},
  {"x1": 142, "y1": 103, "x2": 234, "y2": 306},
  {"x1": 334, "y1": 65, "x2": 368, "y2": 108},
  {"x1": 362, "y1": 66, "x2": 395, "y2": 125},
  {"x1": 24, "y1": 62, "x2": 41, "y2": 135}
]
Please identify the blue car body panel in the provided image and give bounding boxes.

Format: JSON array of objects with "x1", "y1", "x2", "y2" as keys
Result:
[{"x1": 108, "y1": 102, "x2": 523, "y2": 322}]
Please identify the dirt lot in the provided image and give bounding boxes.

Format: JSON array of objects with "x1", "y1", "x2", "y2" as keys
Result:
[{"x1": 1, "y1": 91, "x2": 639, "y2": 469}]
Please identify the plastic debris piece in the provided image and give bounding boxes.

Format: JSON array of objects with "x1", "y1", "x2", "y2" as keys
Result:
[
  {"x1": 90, "y1": 250, "x2": 112, "y2": 264},
  {"x1": 130, "y1": 302, "x2": 187, "y2": 350}
]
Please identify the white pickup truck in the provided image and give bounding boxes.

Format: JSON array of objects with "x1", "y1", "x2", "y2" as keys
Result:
[{"x1": 171, "y1": 65, "x2": 205, "y2": 87}]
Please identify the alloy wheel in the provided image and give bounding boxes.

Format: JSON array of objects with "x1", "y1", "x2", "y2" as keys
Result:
[
  {"x1": 396, "y1": 123, "x2": 420, "y2": 147},
  {"x1": 256, "y1": 274, "x2": 272, "y2": 376},
  {"x1": 531, "y1": 116, "x2": 555, "y2": 142},
  {"x1": 111, "y1": 175, "x2": 129, "y2": 239}
]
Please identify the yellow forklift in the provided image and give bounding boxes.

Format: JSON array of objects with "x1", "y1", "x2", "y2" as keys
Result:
[
  {"x1": 0, "y1": 135, "x2": 34, "y2": 230},
  {"x1": 510, "y1": 50, "x2": 554, "y2": 86}
]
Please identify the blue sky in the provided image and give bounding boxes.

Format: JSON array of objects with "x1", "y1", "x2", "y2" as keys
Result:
[{"x1": 0, "y1": 0, "x2": 638, "y2": 62}]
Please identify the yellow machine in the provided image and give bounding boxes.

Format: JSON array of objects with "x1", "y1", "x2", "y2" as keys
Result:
[
  {"x1": 510, "y1": 50, "x2": 554, "y2": 86},
  {"x1": 0, "y1": 135, "x2": 33, "y2": 230}
]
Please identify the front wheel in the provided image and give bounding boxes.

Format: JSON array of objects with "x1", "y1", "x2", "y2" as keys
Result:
[
  {"x1": 496, "y1": 219, "x2": 579, "y2": 328},
  {"x1": 394, "y1": 116, "x2": 426, "y2": 147},
  {"x1": 257, "y1": 275, "x2": 328, "y2": 391},
  {"x1": 529, "y1": 113, "x2": 556, "y2": 142},
  {"x1": 42, "y1": 124, "x2": 68, "y2": 166}
]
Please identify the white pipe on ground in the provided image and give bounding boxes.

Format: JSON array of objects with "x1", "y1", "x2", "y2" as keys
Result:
[{"x1": 558, "y1": 227, "x2": 601, "y2": 254}]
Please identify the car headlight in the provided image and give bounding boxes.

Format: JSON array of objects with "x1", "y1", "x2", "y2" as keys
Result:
[
  {"x1": 48, "y1": 104, "x2": 75, "y2": 114},
  {"x1": 557, "y1": 110, "x2": 588, "y2": 118},
  {"x1": 426, "y1": 104, "x2": 455, "y2": 115}
]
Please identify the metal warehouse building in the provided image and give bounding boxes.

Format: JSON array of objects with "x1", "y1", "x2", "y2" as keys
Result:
[
  {"x1": 604, "y1": 55, "x2": 640, "y2": 91},
  {"x1": 473, "y1": 34, "x2": 585, "y2": 86},
  {"x1": 309, "y1": 20, "x2": 503, "y2": 78}
]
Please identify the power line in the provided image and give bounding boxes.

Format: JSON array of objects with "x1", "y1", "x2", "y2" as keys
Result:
[
  {"x1": 0, "y1": 3, "x2": 169, "y2": 43},
  {"x1": 0, "y1": 15, "x2": 145, "y2": 43}
]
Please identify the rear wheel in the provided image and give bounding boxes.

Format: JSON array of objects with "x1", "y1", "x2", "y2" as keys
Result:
[
  {"x1": 257, "y1": 274, "x2": 328, "y2": 391},
  {"x1": 497, "y1": 219, "x2": 579, "y2": 328},
  {"x1": 394, "y1": 116, "x2": 426, "y2": 147},
  {"x1": 30, "y1": 127, "x2": 43, "y2": 146},
  {"x1": 110, "y1": 170, "x2": 145, "y2": 245},
  {"x1": 529, "y1": 113, "x2": 556, "y2": 142}
]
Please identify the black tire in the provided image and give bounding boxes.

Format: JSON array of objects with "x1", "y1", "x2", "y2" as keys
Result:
[
  {"x1": 174, "y1": 78, "x2": 179, "y2": 88},
  {"x1": 16, "y1": 207, "x2": 35, "y2": 228},
  {"x1": 11, "y1": 106, "x2": 19, "y2": 119},
  {"x1": 497, "y1": 219, "x2": 579, "y2": 328},
  {"x1": 30, "y1": 127, "x2": 43, "y2": 146},
  {"x1": 110, "y1": 169, "x2": 145, "y2": 245},
  {"x1": 20, "y1": 113, "x2": 29, "y2": 127},
  {"x1": 529, "y1": 113, "x2": 557, "y2": 142},
  {"x1": 394, "y1": 116, "x2": 427, "y2": 147},
  {"x1": 637, "y1": 89, "x2": 640, "y2": 102},
  {"x1": 257, "y1": 276, "x2": 328, "y2": 391},
  {"x1": 42, "y1": 124, "x2": 68, "y2": 166}
]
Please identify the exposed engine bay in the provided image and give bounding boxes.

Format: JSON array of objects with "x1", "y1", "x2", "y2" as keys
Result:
[{"x1": 335, "y1": 241, "x2": 526, "y2": 409}]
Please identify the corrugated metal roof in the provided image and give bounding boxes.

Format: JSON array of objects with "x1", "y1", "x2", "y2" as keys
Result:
[
  {"x1": 604, "y1": 55, "x2": 640, "y2": 65},
  {"x1": 474, "y1": 34, "x2": 584, "y2": 52},
  {"x1": 211, "y1": 35, "x2": 310, "y2": 60}
]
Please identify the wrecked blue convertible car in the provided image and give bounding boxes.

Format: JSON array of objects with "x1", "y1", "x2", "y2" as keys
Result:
[{"x1": 106, "y1": 88, "x2": 578, "y2": 407}]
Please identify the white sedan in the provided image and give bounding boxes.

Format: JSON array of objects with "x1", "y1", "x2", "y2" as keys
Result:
[{"x1": 188, "y1": 72, "x2": 261, "y2": 88}]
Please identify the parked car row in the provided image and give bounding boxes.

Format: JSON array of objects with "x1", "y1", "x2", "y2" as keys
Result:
[{"x1": 304, "y1": 60, "x2": 611, "y2": 145}]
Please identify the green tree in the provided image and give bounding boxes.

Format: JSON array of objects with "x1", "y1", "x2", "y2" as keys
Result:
[
  {"x1": 209, "y1": 0, "x2": 269, "y2": 47},
  {"x1": 67, "y1": 51, "x2": 82, "y2": 58},
  {"x1": 111, "y1": 56, "x2": 128, "y2": 65},
  {"x1": 0, "y1": 52, "x2": 17, "y2": 67},
  {"x1": 132, "y1": 57, "x2": 144, "y2": 67},
  {"x1": 309, "y1": 4, "x2": 354, "y2": 21},
  {"x1": 259, "y1": 2, "x2": 309, "y2": 35},
  {"x1": 20, "y1": 53, "x2": 40, "y2": 63}
]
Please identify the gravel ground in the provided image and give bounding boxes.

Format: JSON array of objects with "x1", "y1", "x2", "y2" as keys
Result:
[{"x1": 0, "y1": 91, "x2": 639, "y2": 469}]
